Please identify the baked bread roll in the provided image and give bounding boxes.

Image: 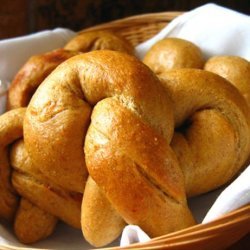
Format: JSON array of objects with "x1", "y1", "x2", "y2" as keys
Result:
[
  {"x1": 204, "y1": 56, "x2": 250, "y2": 108},
  {"x1": 158, "y1": 69, "x2": 250, "y2": 196},
  {"x1": 8, "y1": 50, "x2": 193, "y2": 246},
  {"x1": 143, "y1": 38, "x2": 204, "y2": 74},
  {"x1": 64, "y1": 30, "x2": 134, "y2": 55}
]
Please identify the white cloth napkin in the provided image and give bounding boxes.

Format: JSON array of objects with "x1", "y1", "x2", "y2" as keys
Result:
[
  {"x1": 0, "y1": 28, "x2": 76, "y2": 82},
  {"x1": 203, "y1": 166, "x2": 250, "y2": 223},
  {"x1": 0, "y1": 79, "x2": 8, "y2": 114},
  {"x1": 136, "y1": 3, "x2": 250, "y2": 60},
  {"x1": 120, "y1": 225, "x2": 150, "y2": 246}
]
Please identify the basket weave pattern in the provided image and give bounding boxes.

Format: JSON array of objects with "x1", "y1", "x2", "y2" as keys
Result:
[{"x1": 80, "y1": 12, "x2": 182, "y2": 46}]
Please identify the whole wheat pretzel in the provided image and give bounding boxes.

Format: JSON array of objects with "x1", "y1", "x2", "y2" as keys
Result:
[
  {"x1": 7, "y1": 30, "x2": 134, "y2": 110},
  {"x1": 6, "y1": 51, "x2": 194, "y2": 246}
]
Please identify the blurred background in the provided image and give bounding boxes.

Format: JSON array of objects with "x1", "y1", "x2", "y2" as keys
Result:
[{"x1": 0, "y1": 0, "x2": 249, "y2": 39}]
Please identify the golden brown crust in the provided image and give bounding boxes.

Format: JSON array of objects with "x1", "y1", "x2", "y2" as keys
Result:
[
  {"x1": 0, "y1": 108, "x2": 26, "y2": 220},
  {"x1": 204, "y1": 56, "x2": 250, "y2": 108},
  {"x1": 143, "y1": 38, "x2": 204, "y2": 74},
  {"x1": 7, "y1": 49, "x2": 79, "y2": 110},
  {"x1": 65, "y1": 30, "x2": 134, "y2": 55},
  {"x1": 81, "y1": 177, "x2": 126, "y2": 247},
  {"x1": 12, "y1": 171, "x2": 82, "y2": 229},
  {"x1": 14, "y1": 198, "x2": 57, "y2": 244},
  {"x1": 159, "y1": 69, "x2": 250, "y2": 196}
]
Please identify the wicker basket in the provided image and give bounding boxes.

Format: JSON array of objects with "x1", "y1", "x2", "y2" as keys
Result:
[{"x1": 1, "y1": 11, "x2": 249, "y2": 250}]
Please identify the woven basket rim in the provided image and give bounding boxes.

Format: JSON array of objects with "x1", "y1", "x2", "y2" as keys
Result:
[
  {"x1": 0, "y1": 204, "x2": 249, "y2": 250},
  {"x1": 80, "y1": 11, "x2": 184, "y2": 31}
]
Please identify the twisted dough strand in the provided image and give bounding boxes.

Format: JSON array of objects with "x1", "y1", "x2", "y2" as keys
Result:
[
  {"x1": 83, "y1": 97, "x2": 195, "y2": 246},
  {"x1": 159, "y1": 69, "x2": 250, "y2": 196},
  {"x1": 11, "y1": 139, "x2": 82, "y2": 229},
  {"x1": 0, "y1": 108, "x2": 25, "y2": 220}
]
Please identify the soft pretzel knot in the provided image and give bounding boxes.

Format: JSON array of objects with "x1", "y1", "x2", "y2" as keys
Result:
[
  {"x1": 158, "y1": 69, "x2": 250, "y2": 196},
  {"x1": 14, "y1": 50, "x2": 194, "y2": 246}
]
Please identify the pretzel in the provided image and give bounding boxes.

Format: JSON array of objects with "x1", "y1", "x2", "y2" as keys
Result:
[
  {"x1": 158, "y1": 69, "x2": 250, "y2": 196},
  {"x1": 8, "y1": 50, "x2": 194, "y2": 246},
  {"x1": 7, "y1": 31, "x2": 134, "y2": 110}
]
